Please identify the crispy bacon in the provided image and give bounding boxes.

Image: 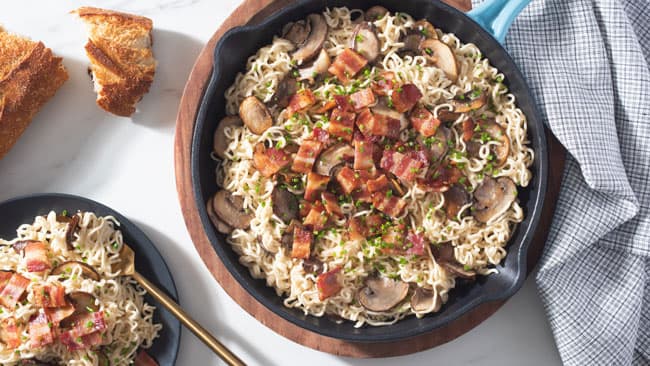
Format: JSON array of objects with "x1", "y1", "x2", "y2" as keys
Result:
[
  {"x1": 380, "y1": 150, "x2": 425, "y2": 183},
  {"x1": 313, "y1": 99, "x2": 337, "y2": 114},
  {"x1": 0, "y1": 317, "x2": 21, "y2": 349},
  {"x1": 45, "y1": 304, "x2": 75, "y2": 324},
  {"x1": 404, "y1": 231, "x2": 427, "y2": 256},
  {"x1": 291, "y1": 140, "x2": 323, "y2": 173},
  {"x1": 59, "y1": 311, "x2": 107, "y2": 350},
  {"x1": 303, "y1": 204, "x2": 330, "y2": 231},
  {"x1": 367, "y1": 175, "x2": 390, "y2": 193},
  {"x1": 59, "y1": 330, "x2": 103, "y2": 351},
  {"x1": 316, "y1": 267, "x2": 342, "y2": 300},
  {"x1": 353, "y1": 135, "x2": 375, "y2": 170},
  {"x1": 253, "y1": 143, "x2": 291, "y2": 177},
  {"x1": 291, "y1": 224, "x2": 313, "y2": 260},
  {"x1": 372, "y1": 191, "x2": 407, "y2": 218},
  {"x1": 391, "y1": 84, "x2": 422, "y2": 113},
  {"x1": 356, "y1": 108, "x2": 401, "y2": 139},
  {"x1": 349, "y1": 214, "x2": 386, "y2": 240},
  {"x1": 311, "y1": 127, "x2": 330, "y2": 143},
  {"x1": 333, "y1": 95, "x2": 353, "y2": 112},
  {"x1": 135, "y1": 350, "x2": 159, "y2": 366},
  {"x1": 335, "y1": 166, "x2": 362, "y2": 194},
  {"x1": 288, "y1": 89, "x2": 316, "y2": 114},
  {"x1": 418, "y1": 164, "x2": 463, "y2": 192},
  {"x1": 0, "y1": 271, "x2": 12, "y2": 291},
  {"x1": 328, "y1": 48, "x2": 368, "y2": 84},
  {"x1": 371, "y1": 71, "x2": 396, "y2": 96},
  {"x1": 410, "y1": 106, "x2": 440, "y2": 137},
  {"x1": 299, "y1": 200, "x2": 312, "y2": 218},
  {"x1": 350, "y1": 88, "x2": 376, "y2": 110},
  {"x1": 33, "y1": 284, "x2": 67, "y2": 308},
  {"x1": 328, "y1": 108, "x2": 355, "y2": 142},
  {"x1": 381, "y1": 222, "x2": 406, "y2": 253},
  {"x1": 462, "y1": 118, "x2": 475, "y2": 142},
  {"x1": 304, "y1": 172, "x2": 330, "y2": 201},
  {"x1": 29, "y1": 311, "x2": 54, "y2": 348},
  {"x1": 24, "y1": 241, "x2": 50, "y2": 273},
  {"x1": 321, "y1": 192, "x2": 343, "y2": 218},
  {"x1": 0, "y1": 273, "x2": 29, "y2": 308}
]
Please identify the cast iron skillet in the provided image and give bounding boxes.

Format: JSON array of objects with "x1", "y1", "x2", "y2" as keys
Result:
[
  {"x1": 192, "y1": 0, "x2": 548, "y2": 342},
  {"x1": 0, "y1": 194, "x2": 181, "y2": 364}
]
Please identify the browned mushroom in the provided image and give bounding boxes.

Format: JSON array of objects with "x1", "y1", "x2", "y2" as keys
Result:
[
  {"x1": 352, "y1": 22, "x2": 380, "y2": 62},
  {"x1": 239, "y1": 96, "x2": 273, "y2": 135},
  {"x1": 213, "y1": 116, "x2": 243, "y2": 160},
  {"x1": 291, "y1": 14, "x2": 328, "y2": 64},
  {"x1": 65, "y1": 214, "x2": 80, "y2": 249},
  {"x1": 413, "y1": 20, "x2": 437, "y2": 39},
  {"x1": 430, "y1": 243, "x2": 476, "y2": 280},
  {"x1": 480, "y1": 120, "x2": 510, "y2": 167},
  {"x1": 399, "y1": 33, "x2": 424, "y2": 57},
  {"x1": 297, "y1": 49, "x2": 331, "y2": 83},
  {"x1": 302, "y1": 257, "x2": 324, "y2": 274},
  {"x1": 358, "y1": 276, "x2": 409, "y2": 312},
  {"x1": 437, "y1": 109, "x2": 461, "y2": 123},
  {"x1": 444, "y1": 184, "x2": 470, "y2": 220},
  {"x1": 271, "y1": 75, "x2": 299, "y2": 109},
  {"x1": 212, "y1": 190, "x2": 253, "y2": 229},
  {"x1": 51, "y1": 261, "x2": 100, "y2": 281},
  {"x1": 206, "y1": 196, "x2": 233, "y2": 234},
  {"x1": 364, "y1": 6, "x2": 389, "y2": 21},
  {"x1": 410, "y1": 287, "x2": 442, "y2": 313},
  {"x1": 451, "y1": 90, "x2": 487, "y2": 113},
  {"x1": 280, "y1": 219, "x2": 299, "y2": 251},
  {"x1": 420, "y1": 39, "x2": 458, "y2": 82},
  {"x1": 282, "y1": 19, "x2": 311, "y2": 45},
  {"x1": 272, "y1": 185, "x2": 299, "y2": 223},
  {"x1": 67, "y1": 291, "x2": 99, "y2": 313},
  {"x1": 472, "y1": 176, "x2": 517, "y2": 223},
  {"x1": 314, "y1": 143, "x2": 354, "y2": 176},
  {"x1": 418, "y1": 125, "x2": 453, "y2": 163}
]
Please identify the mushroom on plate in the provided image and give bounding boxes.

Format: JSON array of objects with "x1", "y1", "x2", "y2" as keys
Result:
[
  {"x1": 206, "y1": 196, "x2": 233, "y2": 234},
  {"x1": 410, "y1": 287, "x2": 442, "y2": 313},
  {"x1": 364, "y1": 6, "x2": 388, "y2": 21},
  {"x1": 213, "y1": 115, "x2": 243, "y2": 160},
  {"x1": 352, "y1": 22, "x2": 380, "y2": 62},
  {"x1": 51, "y1": 261, "x2": 100, "y2": 281},
  {"x1": 431, "y1": 243, "x2": 476, "y2": 280},
  {"x1": 282, "y1": 18, "x2": 311, "y2": 45},
  {"x1": 444, "y1": 184, "x2": 471, "y2": 220},
  {"x1": 297, "y1": 49, "x2": 331, "y2": 83},
  {"x1": 358, "y1": 276, "x2": 409, "y2": 312},
  {"x1": 451, "y1": 90, "x2": 487, "y2": 113},
  {"x1": 271, "y1": 75, "x2": 299, "y2": 109},
  {"x1": 272, "y1": 185, "x2": 299, "y2": 223},
  {"x1": 413, "y1": 19, "x2": 437, "y2": 39},
  {"x1": 472, "y1": 176, "x2": 517, "y2": 223},
  {"x1": 399, "y1": 32, "x2": 424, "y2": 57},
  {"x1": 290, "y1": 14, "x2": 328, "y2": 64},
  {"x1": 239, "y1": 96, "x2": 273, "y2": 135},
  {"x1": 418, "y1": 125, "x2": 453, "y2": 163},
  {"x1": 420, "y1": 39, "x2": 458, "y2": 82},
  {"x1": 212, "y1": 189, "x2": 253, "y2": 230},
  {"x1": 479, "y1": 120, "x2": 510, "y2": 167},
  {"x1": 314, "y1": 143, "x2": 354, "y2": 176}
]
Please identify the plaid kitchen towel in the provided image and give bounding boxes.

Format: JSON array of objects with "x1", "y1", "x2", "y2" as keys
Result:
[{"x1": 472, "y1": 0, "x2": 650, "y2": 364}]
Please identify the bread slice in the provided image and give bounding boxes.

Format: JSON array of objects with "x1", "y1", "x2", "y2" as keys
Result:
[
  {"x1": 73, "y1": 7, "x2": 156, "y2": 117},
  {"x1": 0, "y1": 27, "x2": 68, "y2": 159}
]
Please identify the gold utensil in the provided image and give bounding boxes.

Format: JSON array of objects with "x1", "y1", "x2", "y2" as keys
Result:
[{"x1": 115, "y1": 244, "x2": 246, "y2": 366}]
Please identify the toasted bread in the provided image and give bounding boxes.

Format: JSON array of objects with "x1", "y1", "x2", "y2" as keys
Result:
[
  {"x1": 73, "y1": 7, "x2": 156, "y2": 117},
  {"x1": 0, "y1": 28, "x2": 68, "y2": 159}
]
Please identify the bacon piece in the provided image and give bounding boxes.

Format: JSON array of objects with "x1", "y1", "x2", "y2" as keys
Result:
[
  {"x1": 0, "y1": 271, "x2": 12, "y2": 292},
  {"x1": 291, "y1": 140, "x2": 323, "y2": 173},
  {"x1": 45, "y1": 304, "x2": 75, "y2": 324},
  {"x1": 24, "y1": 241, "x2": 50, "y2": 272},
  {"x1": 335, "y1": 166, "x2": 362, "y2": 194},
  {"x1": 291, "y1": 224, "x2": 313, "y2": 259},
  {"x1": 253, "y1": 143, "x2": 291, "y2": 177},
  {"x1": 350, "y1": 88, "x2": 376, "y2": 110},
  {"x1": 349, "y1": 214, "x2": 386, "y2": 240},
  {"x1": 59, "y1": 311, "x2": 107, "y2": 350},
  {"x1": 29, "y1": 310, "x2": 54, "y2": 348},
  {"x1": 352, "y1": 186, "x2": 373, "y2": 203},
  {"x1": 410, "y1": 106, "x2": 440, "y2": 137},
  {"x1": 380, "y1": 150, "x2": 425, "y2": 183},
  {"x1": 356, "y1": 108, "x2": 401, "y2": 139},
  {"x1": 311, "y1": 127, "x2": 330, "y2": 143},
  {"x1": 381, "y1": 222, "x2": 406, "y2": 253},
  {"x1": 299, "y1": 200, "x2": 312, "y2": 218},
  {"x1": 303, "y1": 203, "x2": 330, "y2": 231},
  {"x1": 328, "y1": 108, "x2": 355, "y2": 142},
  {"x1": 316, "y1": 267, "x2": 342, "y2": 300},
  {"x1": 417, "y1": 164, "x2": 463, "y2": 192},
  {"x1": 405, "y1": 231, "x2": 427, "y2": 256},
  {"x1": 372, "y1": 191, "x2": 407, "y2": 218},
  {"x1": 0, "y1": 273, "x2": 29, "y2": 308},
  {"x1": 328, "y1": 48, "x2": 368, "y2": 84},
  {"x1": 462, "y1": 118, "x2": 475, "y2": 142},
  {"x1": 333, "y1": 95, "x2": 353, "y2": 112},
  {"x1": 33, "y1": 284, "x2": 67, "y2": 308},
  {"x1": 391, "y1": 84, "x2": 422, "y2": 113},
  {"x1": 313, "y1": 99, "x2": 337, "y2": 114},
  {"x1": 321, "y1": 192, "x2": 343, "y2": 218},
  {"x1": 59, "y1": 330, "x2": 103, "y2": 351},
  {"x1": 288, "y1": 89, "x2": 316, "y2": 114},
  {"x1": 135, "y1": 350, "x2": 160, "y2": 366},
  {"x1": 304, "y1": 172, "x2": 330, "y2": 201},
  {"x1": 367, "y1": 175, "x2": 390, "y2": 193},
  {"x1": 0, "y1": 317, "x2": 21, "y2": 349},
  {"x1": 353, "y1": 135, "x2": 375, "y2": 170},
  {"x1": 371, "y1": 72, "x2": 396, "y2": 96}
]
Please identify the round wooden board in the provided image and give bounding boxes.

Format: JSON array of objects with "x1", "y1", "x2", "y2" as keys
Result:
[{"x1": 174, "y1": 0, "x2": 567, "y2": 358}]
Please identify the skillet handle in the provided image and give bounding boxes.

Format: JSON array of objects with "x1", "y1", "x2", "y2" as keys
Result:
[{"x1": 466, "y1": 0, "x2": 531, "y2": 44}]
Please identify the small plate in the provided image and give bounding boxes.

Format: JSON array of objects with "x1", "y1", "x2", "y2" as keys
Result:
[{"x1": 0, "y1": 193, "x2": 180, "y2": 365}]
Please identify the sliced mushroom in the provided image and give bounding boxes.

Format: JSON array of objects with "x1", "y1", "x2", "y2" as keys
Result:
[
  {"x1": 420, "y1": 39, "x2": 458, "y2": 82},
  {"x1": 444, "y1": 184, "x2": 470, "y2": 220},
  {"x1": 410, "y1": 287, "x2": 442, "y2": 313},
  {"x1": 271, "y1": 75, "x2": 299, "y2": 109},
  {"x1": 314, "y1": 143, "x2": 354, "y2": 176},
  {"x1": 451, "y1": 91, "x2": 487, "y2": 113},
  {"x1": 441, "y1": 262, "x2": 476, "y2": 280},
  {"x1": 282, "y1": 19, "x2": 311, "y2": 46},
  {"x1": 272, "y1": 185, "x2": 299, "y2": 223},
  {"x1": 472, "y1": 176, "x2": 517, "y2": 223},
  {"x1": 65, "y1": 214, "x2": 80, "y2": 249},
  {"x1": 213, "y1": 116, "x2": 243, "y2": 160},
  {"x1": 291, "y1": 14, "x2": 328, "y2": 64},
  {"x1": 371, "y1": 104, "x2": 409, "y2": 130},
  {"x1": 280, "y1": 219, "x2": 299, "y2": 251},
  {"x1": 387, "y1": 174, "x2": 406, "y2": 196},
  {"x1": 431, "y1": 243, "x2": 476, "y2": 280},
  {"x1": 352, "y1": 23, "x2": 380, "y2": 63},
  {"x1": 364, "y1": 6, "x2": 388, "y2": 21},
  {"x1": 68, "y1": 291, "x2": 99, "y2": 313},
  {"x1": 413, "y1": 20, "x2": 438, "y2": 39},
  {"x1": 302, "y1": 257, "x2": 324, "y2": 274},
  {"x1": 399, "y1": 33, "x2": 424, "y2": 57},
  {"x1": 480, "y1": 120, "x2": 510, "y2": 167},
  {"x1": 206, "y1": 196, "x2": 233, "y2": 234},
  {"x1": 437, "y1": 109, "x2": 461, "y2": 123},
  {"x1": 358, "y1": 276, "x2": 409, "y2": 312},
  {"x1": 212, "y1": 190, "x2": 253, "y2": 229},
  {"x1": 418, "y1": 125, "x2": 452, "y2": 163},
  {"x1": 239, "y1": 96, "x2": 273, "y2": 135},
  {"x1": 51, "y1": 261, "x2": 100, "y2": 281},
  {"x1": 298, "y1": 49, "x2": 331, "y2": 83}
]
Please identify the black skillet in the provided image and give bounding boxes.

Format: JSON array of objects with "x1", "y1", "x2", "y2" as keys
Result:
[{"x1": 192, "y1": 0, "x2": 547, "y2": 343}]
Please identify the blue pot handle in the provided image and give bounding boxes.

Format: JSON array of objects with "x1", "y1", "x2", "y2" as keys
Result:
[{"x1": 466, "y1": 0, "x2": 531, "y2": 44}]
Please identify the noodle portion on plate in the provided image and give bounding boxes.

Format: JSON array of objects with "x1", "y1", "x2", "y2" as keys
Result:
[
  {"x1": 208, "y1": 6, "x2": 533, "y2": 327},
  {"x1": 0, "y1": 211, "x2": 160, "y2": 365}
]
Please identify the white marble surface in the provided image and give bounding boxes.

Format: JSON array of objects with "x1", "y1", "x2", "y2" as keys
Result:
[{"x1": 0, "y1": 1, "x2": 563, "y2": 365}]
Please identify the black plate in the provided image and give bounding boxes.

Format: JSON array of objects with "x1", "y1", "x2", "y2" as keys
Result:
[
  {"x1": 192, "y1": 0, "x2": 548, "y2": 342},
  {"x1": 0, "y1": 193, "x2": 180, "y2": 364}
]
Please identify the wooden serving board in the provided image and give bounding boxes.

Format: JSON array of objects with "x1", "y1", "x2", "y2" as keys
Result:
[{"x1": 174, "y1": 0, "x2": 566, "y2": 357}]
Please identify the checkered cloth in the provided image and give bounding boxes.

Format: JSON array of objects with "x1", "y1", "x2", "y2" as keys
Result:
[{"x1": 472, "y1": 0, "x2": 650, "y2": 364}]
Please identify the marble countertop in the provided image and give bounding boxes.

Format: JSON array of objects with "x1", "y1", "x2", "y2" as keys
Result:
[{"x1": 0, "y1": 1, "x2": 562, "y2": 365}]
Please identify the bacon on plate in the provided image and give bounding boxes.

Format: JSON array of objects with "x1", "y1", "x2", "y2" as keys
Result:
[
  {"x1": 328, "y1": 48, "x2": 368, "y2": 84},
  {"x1": 367, "y1": 174, "x2": 390, "y2": 193},
  {"x1": 291, "y1": 140, "x2": 323, "y2": 174},
  {"x1": 24, "y1": 241, "x2": 50, "y2": 272},
  {"x1": 462, "y1": 118, "x2": 475, "y2": 142},
  {"x1": 353, "y1": 135, "x2": 375, "y2": 170},
  {"x1": 29, "y1": 310, "x2": 54, "y2": 348},
  {"x1": 321, "y1": 192, "x2": 343, "y2": 218},
  {"x1": 410, "y1": 106, "x2": 440, "y2": 137},
  {"x1": 291, "y1": 224, "x2": 313, "y2": 259},
  {"x1": 316, "y1": 267, "x2": 342, "y2": 300},
  {"x1": 371, "y1": 71, "x2": 395, "y2": 96},
  {"x1": 303, "y1": 203, "x2": 330, "y2": 232},
  {"x1": 45, "y1": 304, "x2": 76, "y2": 324},
  {"x1": 380, "y1": 150, "x2": 426, "y2": 183},
  {"x1": 356, "y1": 108, "x2": 401, "y2": 139},
  {"x1": 328, "y1": 108, "x2": 355, "y2": 142},
  {"x1": 135, "y1": 350, "x2": 160, "y2": 366},
  {"x1": 335, "y1": 166, "x2": 362, "y2": 194},
  {"x1": 349, "y1": 214, "x2": 386, "y2": 240},
  {"x1": 350, "y1": 88, "x2": 376, "y2": 110},
  {"x1": 372, "y1": 191, "x2": 407, "y2": 218},
  {"x1": 391, "y1": 83, "x2": 422, "y2": 113},
  {"x1": 0, "y1": 273, "x2": 30, "y2": 308},
  {"x1": 253, "y1": 143, "x2": 291, "y2": 177},
  {"x1": 288, "y1": 89, "x2": 316, "y2": 114},
  {"x1": 0, "y1": 317, "x2": 21, "y2": 349},
  {"x1": 304, "y1": 172, "x2": 330, "y2": 201}
]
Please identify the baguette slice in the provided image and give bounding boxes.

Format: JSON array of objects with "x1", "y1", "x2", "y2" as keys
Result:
[
  {"x1": 0, "y1": 27, "x2": 68, "y2": 159},
  {"x1": 73, "y1": 7, "x2": 156, "y2": 117}
]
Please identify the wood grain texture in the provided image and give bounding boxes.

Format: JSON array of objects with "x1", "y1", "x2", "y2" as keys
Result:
[{"x1": 174, "y1": 0, "x2": 565, "y2": 357}]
